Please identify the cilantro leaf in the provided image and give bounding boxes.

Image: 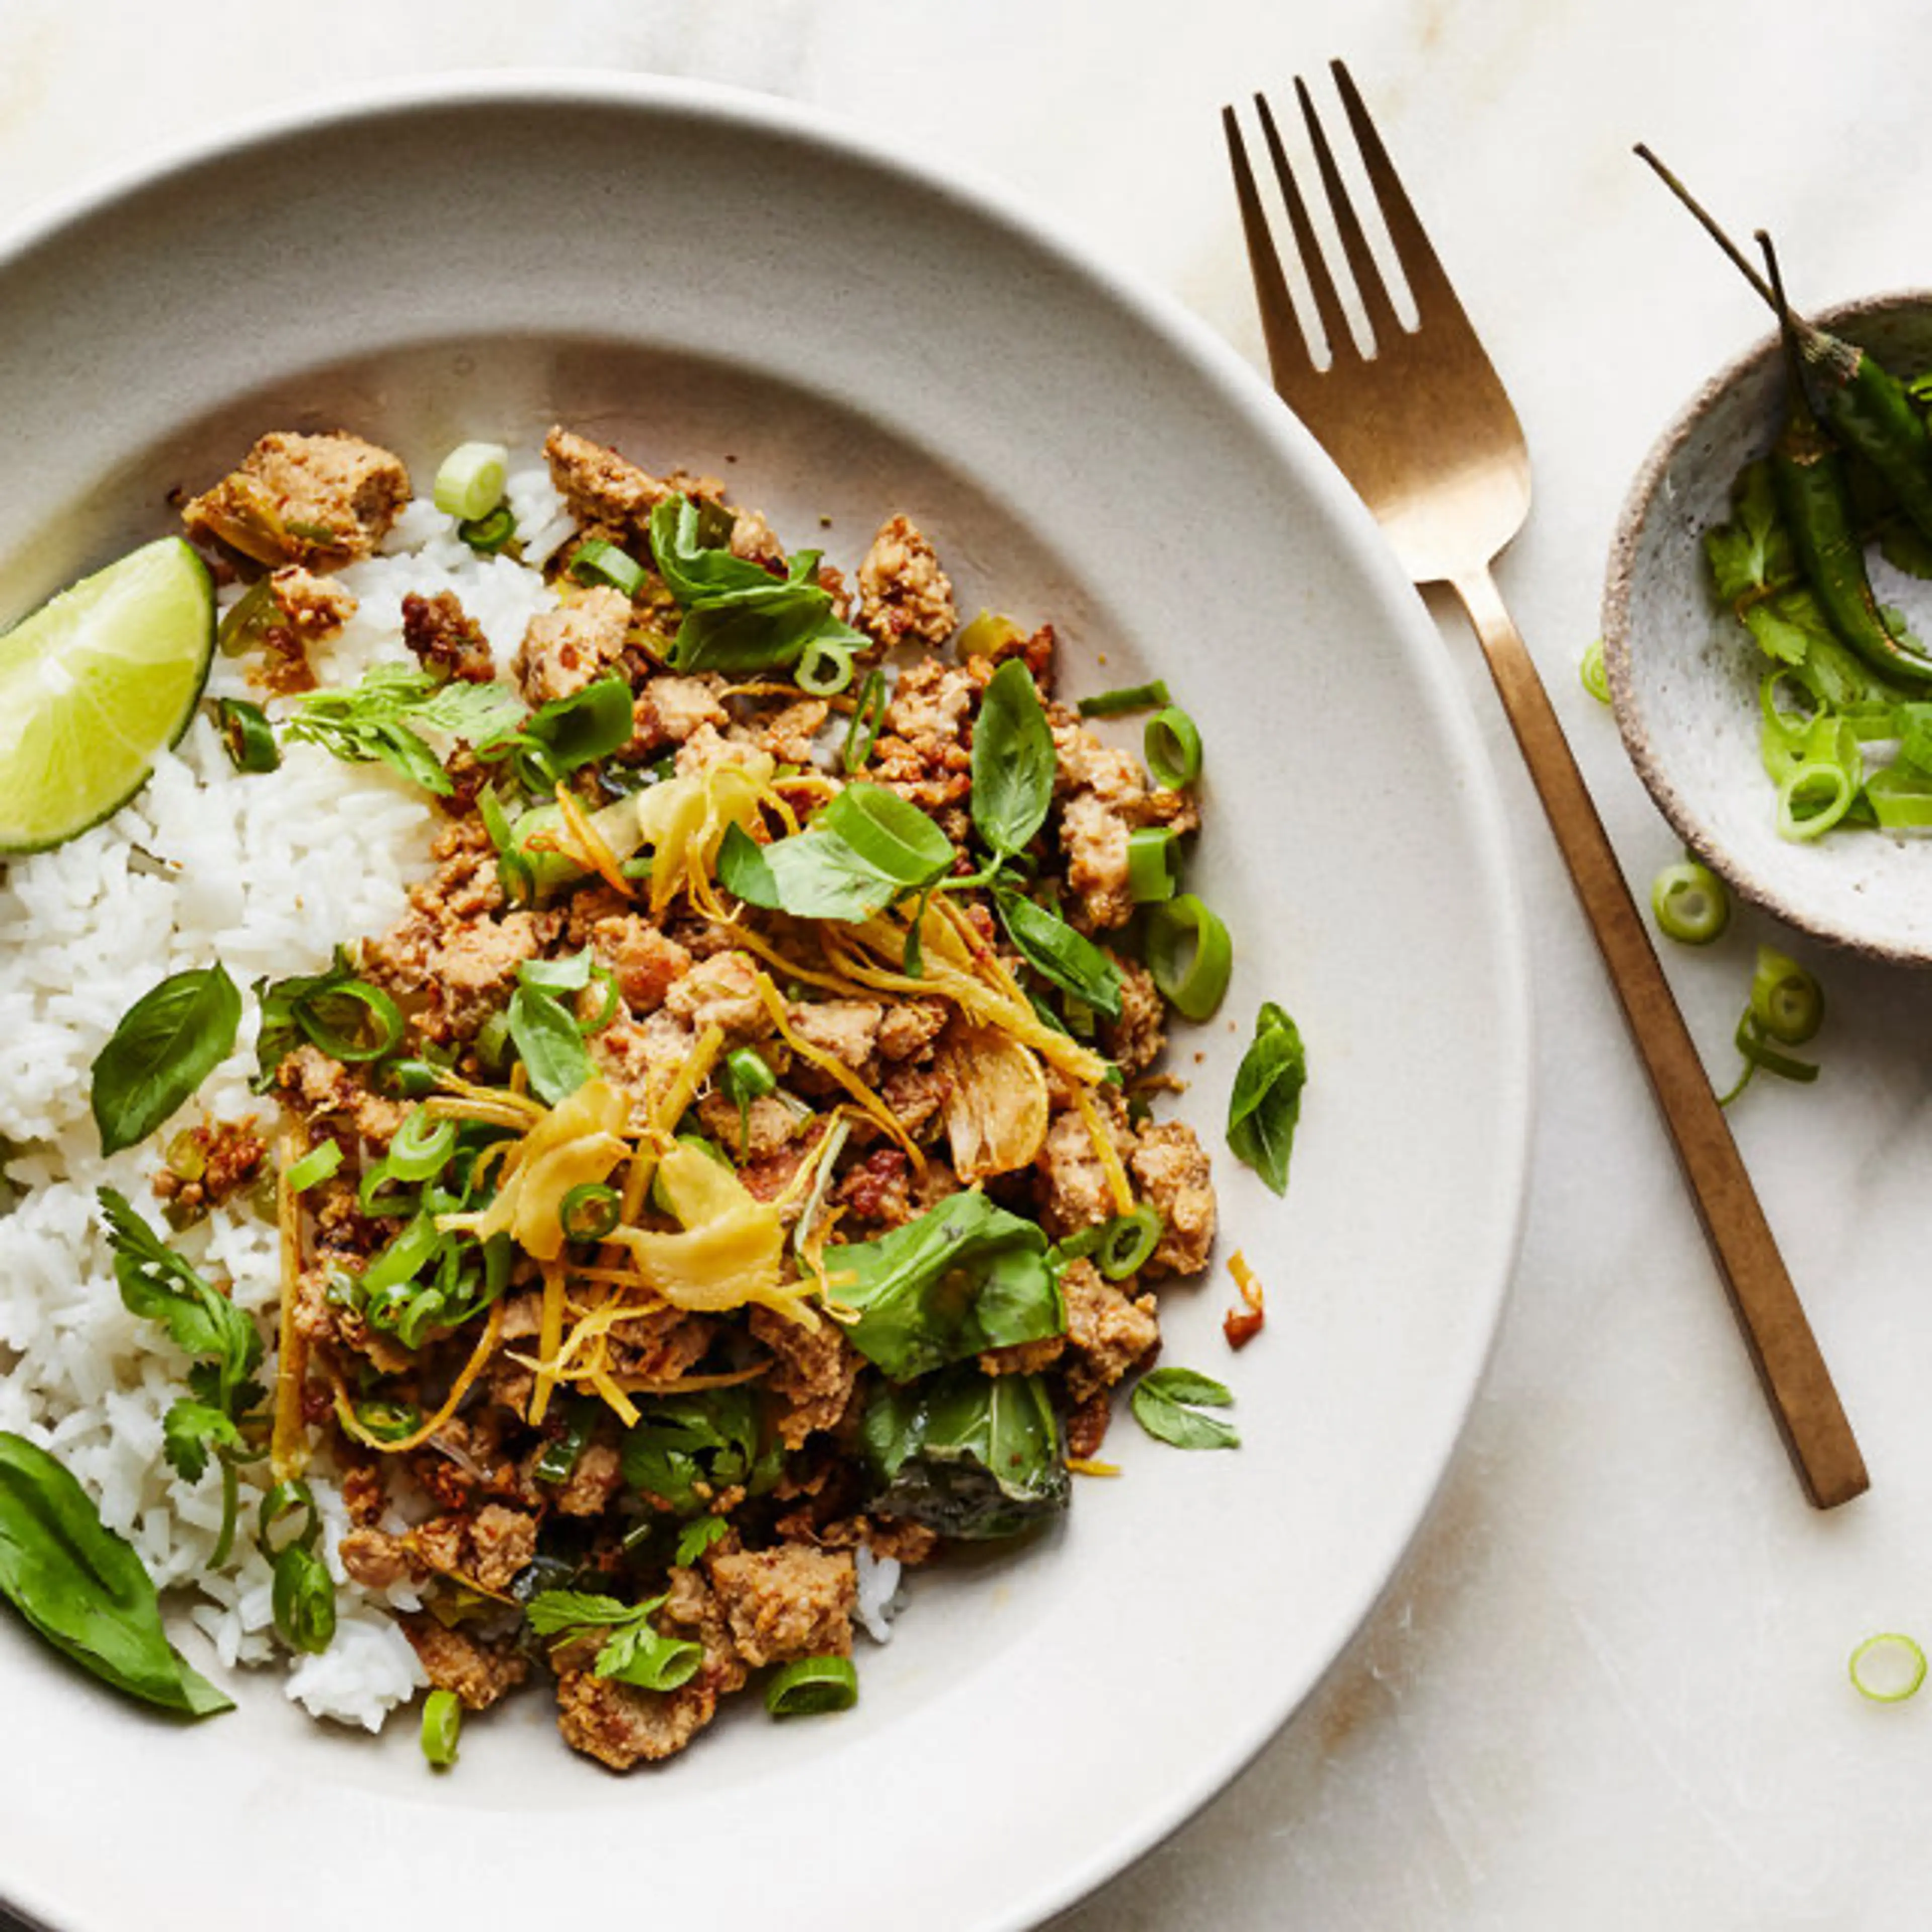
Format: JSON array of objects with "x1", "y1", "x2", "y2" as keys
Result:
[
  {"x1": 284, "y1": 666, "x2": 524, "y2": 794},
  {"x1": 161, "y1": 1399, "x2": 245, "y2": 1484}
]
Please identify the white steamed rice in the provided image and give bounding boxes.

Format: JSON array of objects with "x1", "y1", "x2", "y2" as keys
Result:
[{"x1": 0, "y1": 456, "x2": 568, "y2": 1729}]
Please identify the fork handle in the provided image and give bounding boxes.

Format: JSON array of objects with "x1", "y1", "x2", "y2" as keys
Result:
[{"x1": 1451, "y1": 565, "x2": 1868, "y2": 1509}]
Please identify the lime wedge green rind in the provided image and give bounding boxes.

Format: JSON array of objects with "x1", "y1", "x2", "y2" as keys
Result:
[{"x1": 0, "y1": 537, "x2": 215, "y2": 854}]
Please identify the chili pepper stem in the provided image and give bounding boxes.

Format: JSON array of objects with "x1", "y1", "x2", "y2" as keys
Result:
[{"x1": 1758, "y1": 231, "x2": 1814, "y2": 421}]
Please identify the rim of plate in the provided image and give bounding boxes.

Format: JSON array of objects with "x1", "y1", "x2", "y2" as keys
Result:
[{"x1": 0, "y1": 67, "x2": 1534, "y2": 1932}]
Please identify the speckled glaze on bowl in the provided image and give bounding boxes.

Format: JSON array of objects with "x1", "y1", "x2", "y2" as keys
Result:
[{"x1": 1602, "y1": 292, "x2": 1932, "y2": 966}]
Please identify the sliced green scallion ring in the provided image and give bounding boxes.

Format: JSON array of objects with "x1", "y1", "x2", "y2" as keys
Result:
[
  {"x1": 295, "y1": 978, "x2": 405, "y2": 1063},
  {"x1": 1650, "y1": 859, "x2": 1729, "y2": 945},
  {"x1": 1579, "y1": 638, "x2": 1612, "y2": 705},
  {"x1": 283, "y1": 1140, "x2": 343, "y2": 1194},
  {"x1": 421, "y1": 1686, "x2": 463, "y2": 1767},
  {"x1": 559, "y1": 1181, "x2": 621, "y2": 1244},
  {"x1": 1145, "y1": 894, "x2": 1232, "y2": 1021},
  {"x1": 1849, "y1": 1632, "x2": 1927, "y2": 1704},
  {"x1": 765, "y1": 1654, "x2": 858, "y2": 1716},
  {"x1": 1144, "y1": 706, "x2": 1203, "y2": 789},
  {"x1": 386, "y1": 1108, "x2": 458, "y2": 1182},
  {"x1": 432, "y1": 442, "x2": 509, "y2": 523},
  {"x1": 795, "y1": 637, "x2": 856, "y2": 697},
  {"x1": 569, "y1": 538, "x2": 646, "y2": 598},
  {"x1": 362, "y1": 1213, "x2": 446, "y2": 1296},
  {"x1": 458, "y1": 504, "x2": 518, "y2": 555},
  {"x1": 357, "y1": 1156, "x2": 413, "y2": 1219},
  {"x1": 1078, "y1": 679, "x2": 1171, "y2": 718},
  {"x1": 1126, "y1": 825, "x2": 1180, "y2": 904},
  {"x1": 1095, "y1": 1204, "x2": 1163, "y2": 1280},
  {"x1": 1750, "y1": 947, "x2": 1823, "y2": 1046},
  {"x1": 1777, "y1": 762, "x2": 1855, "y2": 842},
  {"x1": 579, "y1": 964, "x2": 622, "y2": 1036},
  {"x1": 844, "y1": 669, "x2": 889, "y2": 774},
  {"x1": 213, "y1": 696, "x2": 280, "y2": 773}
]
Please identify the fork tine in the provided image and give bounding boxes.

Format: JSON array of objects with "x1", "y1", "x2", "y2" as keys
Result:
[
  {"x1": 1252, "y1": 92, "x2": 1356, "y2": 366},
  {"x1": 1221, "y1": 107, "x2": 1316, "y2": 397},
  {"x1": 1293, "y1": 74, "x2": 1406, "y2": 351},
  {"x1": 1328, "y1": 59, "x2": 1456, "y2": 329}
]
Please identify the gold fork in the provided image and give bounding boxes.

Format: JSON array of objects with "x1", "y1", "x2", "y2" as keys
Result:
[{"x1": 1224, "y1": 64, "x2": 1867, "y2": 1509}]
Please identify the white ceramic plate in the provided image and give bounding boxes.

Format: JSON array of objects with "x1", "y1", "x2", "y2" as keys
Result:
[{"x1": 0, "y1": 75, "x2": 1529, "y2": 1932}]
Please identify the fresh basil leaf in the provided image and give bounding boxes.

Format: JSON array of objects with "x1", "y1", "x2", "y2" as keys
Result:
[
  {"x1": 649, "y1": 495, "x2": 776, "y2": 606},
  {"x1": 669, "y1": 584, "x2": 864, "y2": 674},
  {"x1": 595, "y1": 1615, "x2": 703, "y2": 1692},
  {"x1": 971, "y1": 658, "x2": 1056, "y2": 859},
  {"x1": 860, "y1": 1369, "x2": 1069, "y2": 1540},
  {"x1": 618, "y1": 1390, "x2": 778, "y2": 1515},
  {"x1": 517, "y1": 675, "x2": 636, "y2": 775},
  {"x1": 831, "y1": 1191, "x2": 1065, "y2": 1381},
  {"x1": 99, "y1": 1188, "x2": 263, "y2": 1401},
  {"x1": 506, "y1": 981, "x2": 592, "y2": 1106},
  {"x1": 517, "y1": 945, "x2": 596, "y2": 994},
  {"x1": 1227, "y1": 1001, "x2": 1308, "y2": 1196},
  {"x1": 819, "y1": 784, "x2": 954, "y2": 883},
  {"x1": 731, "y1": 784, "x2": 953, "y2": 923},
  {"x1": 0, "y1": 1431, "x2": 233, "y2": 1716},
  {"x1": 717, "y1": 822, "x2": 782, "y2": 908},
  {"x1": 1131, "y1": 1365, "x2": 1239, "y2": 1451},
  {"x1": 649, "y1": 494, "x2": 865, "y2": 672},
  {"x1": 90, "y1": 964, "x2": 242, "y2": 1156},
  {"x1": 993, "y1": 889, "x2": 1123, "y2": 1019}
]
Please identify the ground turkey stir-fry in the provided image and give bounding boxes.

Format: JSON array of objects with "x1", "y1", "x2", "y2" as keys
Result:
[{"x1": 181, "y1": 425, "x2": 1218, "y2": 1767}]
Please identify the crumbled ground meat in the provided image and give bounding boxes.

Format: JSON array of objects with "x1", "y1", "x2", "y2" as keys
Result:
[
  {"x1": 750, "y1": 1305, "x2": 861, "y2": 1447},
  {"x1": 556, "y1": 1669, "x2": 718, "y2": 1769},
  {"x1": 663, "y1": 950, "x2": 768, "y2": 1040},
  {"x1": 339, "y1": 1526, "x2": 419, "y2": 1590},
  {"x1": 514, "y1": 586, "x2": 633, "y2": 709},
  {"x1": 149, "y1": 1117, "x2": 266, "y2": 1221},
  {"x1": 1034, "y1": 1102, "x2": 1129, "y2": 1238},
  {"x1": 587, "y1": 914, "x2": 691, "y2": 1012},
  {"x1": 1102, "y1": 956, "x2": 1166, "y2": 1075},
  {"x1": 1060, "y1": 1258, "x2": 1160, "y2": 1403},
  {"x1": 275, "y1": 1044, "x2": 407, "y2": 1146},
  {"x1": 707, "y1": 1546, "x2": 856, "y2": 1666},
  {"x1": 876, "y1": 998, "x2": 948, "y2": 1063},
  {"x1": 786, "y1": 998, "x2": 881, "y2": 1072},
  {"x1": 856, "y1": 514, "x2": 956, "y2": 649},
  {"x1": 547, "y1": 1441, "x2": 625, "y2": 1517},
  {"x1": 467, "y1": 1504, "x2": 538, "y2": 1593},
  {"x1": 629, "y1": 674, "x2": 729, "y2": 754},
  {"x1": 431, "y1": 909, "x2": 559, "y2": 1041},
  {"x1": 402, "y1": 589, "x2": 496, "y2": 682},
  {"x1": 404, "y1": 1616, "x2": 529, "y2": 1711},
  {"x1": 694, "y1": 1089, "x2": 798, "y2": 1160},
  {"x1": 182, "y1": 431, "x2": 409, "y2": 570},
  {"x1": 1051, "y1": 718, "x2": 1200, "y2": 930},
  {"x1": 833, "y1": 1146, "x2": 911, "y2": 1228},
  {"x1": 543, "y1": 425, "x2": 668, "y2": 534},
  {"x1": 1130, "y1": 1121, "x2": 1216, "y2": 1276}
]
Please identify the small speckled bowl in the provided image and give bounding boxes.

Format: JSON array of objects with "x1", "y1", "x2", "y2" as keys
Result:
[{"x1": 1602, "y1": 292, "x2": 1932, "y2": 965}]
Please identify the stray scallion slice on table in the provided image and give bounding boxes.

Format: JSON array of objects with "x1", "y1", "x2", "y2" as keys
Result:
[
  {"x1": 421, "y1": 1686, "x2": 463, "y2": 1766},
  {"x1": 1849, "y1": 1632, "x2": 1927, "y2": 1703},
  {"x1": 766, "y1": 1655, "x2": 859, "y2": 1716},
  {"x1": 1579, "y1": 638, "x2": 1612, "y2": 705},
  {"x1": 1650, "y1": 859, "x2": 1729, "y2": 945}
]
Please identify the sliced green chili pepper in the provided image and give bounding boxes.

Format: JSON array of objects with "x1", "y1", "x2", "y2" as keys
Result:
[
  {"x1": 1757, "y1": 235, "x2": 1932, "y2": 687},
  {"x1": 844, "y1": 669, "x2": 889, "y2": 774},
  {"x1": 213, "y1": 697, "x2": 280, "y2": 773},
  {"x1": 1095, "y1": 1205, "x2": 1163, "y2": 1279},
  {"x1": 458, "y1": 504, "x2": 518, "y2": 555},
  {"x1": 559, "y1": 1181, "x2": 621, "y2": 1243}
]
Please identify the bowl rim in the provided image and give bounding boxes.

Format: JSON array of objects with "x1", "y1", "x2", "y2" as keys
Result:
[
  {"x1": 1600, "y1": 288, "x2": 1932, "y2": 967},
  {"x1": 0, "y1": 66, "x2": 1536, "y2": 1932}
]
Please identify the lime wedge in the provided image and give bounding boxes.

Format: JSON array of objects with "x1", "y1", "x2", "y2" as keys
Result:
[{"x1": 0, "y1": 537, "x2": 215, "y2": 853}]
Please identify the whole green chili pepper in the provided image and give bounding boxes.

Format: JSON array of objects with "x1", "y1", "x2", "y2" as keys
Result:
[
  {"x1": 1758, "y1": 232, "x2": 1932, "y2": 685},
  {"x1": 1638, "y1": 145, "x2": 1932, "y2": 543}
]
